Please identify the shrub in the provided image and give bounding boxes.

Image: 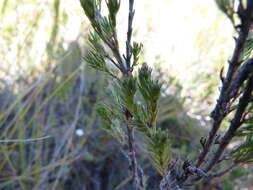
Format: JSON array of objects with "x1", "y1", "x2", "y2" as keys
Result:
[{"x1": 80, "y1": 0, "x2": 253, "y2": 189}]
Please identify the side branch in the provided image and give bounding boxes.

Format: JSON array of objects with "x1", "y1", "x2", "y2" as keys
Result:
[
  {"x1": 205, "y1": 72, "x2": 253, "y2": 171},
  {"x1": 126, "y1": 124, "x2": 144, "y2": 190},
  {"x1": 125, "y1": 0, "x2": 135, "y2": 70},
  {"x1": 210, "y1": 163, "x2": 239, "y2": 178}
]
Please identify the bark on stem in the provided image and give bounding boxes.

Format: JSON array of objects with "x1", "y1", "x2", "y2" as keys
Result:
[
  {"x1": 126, "y1": 0, "x2": 135, "y2": 70},
  {"x1": 204, "y1": 73, "x2": 253, "y2": 171},
  {"x1": 126, "y1": 123, "x2": 144, "y2": 190},
  {"x1": 196, "y1": 1, "x2": 253, "y2": 167}
]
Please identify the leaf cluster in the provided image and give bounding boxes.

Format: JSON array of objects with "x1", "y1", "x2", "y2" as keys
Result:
[
  {"x1": 97, "y1": 103, "x2": 126, "y2": 144},
  {"x1": 132, "y1": 42, "x2": 143, "y2": 66},
  {"x1": 106, "y1": 0, "x2": 121, "y2": 28},
  {"x1": 81, "y1": 0, "x2": 171, "y2": 178},
  {"x1": 232, "y1": 103, "x2": 253, "y2": 163},
  {"x1": 80, "y1": 0, "x2": 118, "y2": 40},
  {"x1": 138, "y1": 64, "x2": 161, "y2": 128},
  {"x1": 85, "y1": 33, "x2": 107, "y2": 71},
  {"x1": 96, "y1": 63, "x2": 171, "y2": 176},
  {"x1": 147, "y1": 129, "x2": 171, "y2": 176},
  {"x1": 232, "y1": 135, "x2": 253, "y2": 163}
]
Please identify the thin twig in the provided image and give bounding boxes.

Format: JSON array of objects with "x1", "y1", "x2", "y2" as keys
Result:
[
  {"x1": 107, "y1": 70, "x2": 121, "y2": 81},
  {"x1": 0, "y1": 136, "x2": 51, "y2": 143},
  {"x1": 228, "y1": 59, "x2": 253, "y2": 99},
  {"x1": 120, "y1": 147, "x2": 145, "y2": 189},
  {"x1": 126, "y1": 123, "x2": 144, "y2": 190},
  {"x1": 105, "y1": 54, "x2": 122, "y2": 71},
  {"x1": 210, "y1": 163, "x2": 239, "y2": 178},
  {"x1": 125, "y1": 0, "x2": 135, "y2": 70}
]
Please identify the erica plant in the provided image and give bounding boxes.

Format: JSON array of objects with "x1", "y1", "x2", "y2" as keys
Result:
[{"x1": 79, "y1": 0, "x2": 253, "y2": 189}]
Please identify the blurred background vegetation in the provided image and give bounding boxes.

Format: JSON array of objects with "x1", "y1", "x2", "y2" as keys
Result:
[{"x1": 0, "y1": 0, "x2": 252, "y2": 189}]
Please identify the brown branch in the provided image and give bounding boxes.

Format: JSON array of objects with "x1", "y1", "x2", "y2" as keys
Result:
[
  {"x1": 119, "y1": 147, "x2": 144, "y2": 189},
  {"x1": 122, "y1": 1, "x2": 144, "y2": 189},
  {"x1": 161, "y1": 55, "x2": 253, "y2": 190},
  {"x1": 183, "y1": 162, "x2": 237, "y2": 187},
  {"x1": 160, "y1": 160, "x2": 209, "y2": 190},
  {"x1": 195, "y1": 1, "x2": 253, "y2": 168},
  {"x1": 228, "y1": 59, "x2": 253, "y2": 98},
  {"x1": 104, "y1": 54, "x2": 123, "y2": 71},
  {"x1": 125, "y1": 0, "x2": 135, "y2": 70},
  {"x1": 126, "y1": 122, "x2": 144, "y2": 190},
  {"x1": 204, "y1": 73, "x2": 253, "y2": 172}
]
